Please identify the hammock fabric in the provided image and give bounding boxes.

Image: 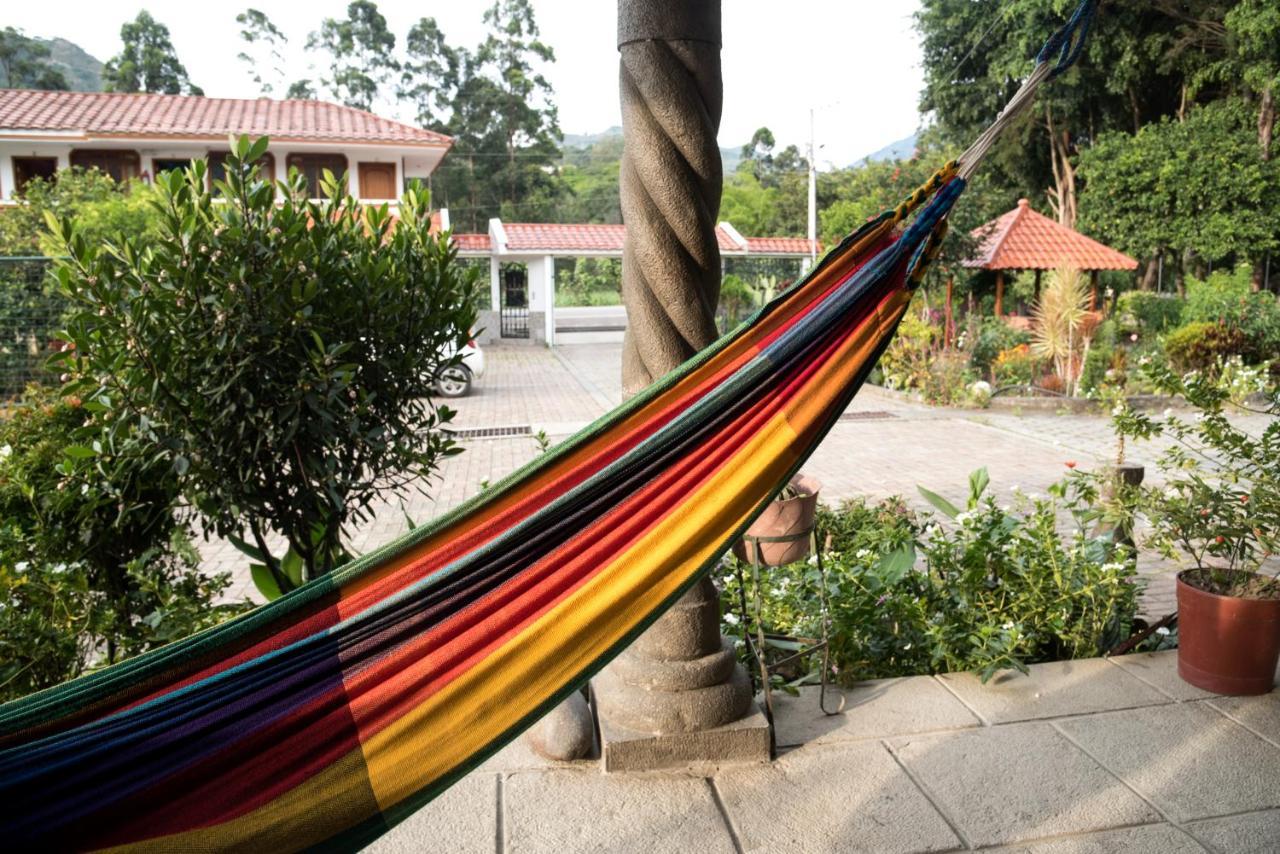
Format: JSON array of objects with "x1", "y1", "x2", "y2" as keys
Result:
[{"x1": 0, "y1": 4, "x2": 1096, "y2": 850}]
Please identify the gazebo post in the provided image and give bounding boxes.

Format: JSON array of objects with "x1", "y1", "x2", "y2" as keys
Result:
[
  {"x1": 995, "y1": 270, "x2": 1005, "y2": 318},
  {"x1": 1090, "y1": 270, "x2": 1100, "y2": 311},
  {"x1": 1034, "y1": 269, "x2": 1042, "y2": 302},
  {"x1": 944, "y1": 274, "x2": 954, "y2": 349}
]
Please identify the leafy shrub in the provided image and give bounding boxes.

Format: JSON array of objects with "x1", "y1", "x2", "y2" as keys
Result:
[
  {"x1": 1113, "y1": 361, "x2": 1279, "y2": 596},
  {"x1": 922, "y1": 351, "x2": 973, "y2": 405},
  {"x1": 50, "y1": 136, "x2": 478, "y2": 593},
  {"x1": 1116, "y1": 291, "x2": 1184, "y2": 336},
  {"x1": 0, "y1": 259, "x2": 67, "y2": 397},
  {"x1": 0, "y1": 388, "x2": 248, "y2": 700},
  {"x1": 992, "y1": 343, "x2": 1040, "y2": 387},
  {"x1": 877, "y1": 304, "x2": 939, "y2": 392},
  {"x1": 1079, "y1": 342, "x2": 1117, "y2": 396},
  {"x1": 1163, "y1": 322, "x2": 1247, "y2": 374},
  {"x1": 722, "y1": 469, "x2": 1140, "y2": 684},
  {"x1": 555, "y1": 257, "x2": 621, "y2": 307},
  {"x1": 968, "y1": 317, "x2": 1030, "y2": 377},
  {"x1": 0, "y1": 167, "x2": 161, "y2": 257},
  {"x1": 717, "y1": 274, "x2": 755, "y2": 331},
  {"x1": 1183, "y1": 266, "x2": 1280, "y2": 362}
]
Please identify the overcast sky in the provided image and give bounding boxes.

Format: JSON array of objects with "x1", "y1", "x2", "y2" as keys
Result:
[{"x1": 7, "y1": 1, "x2": 926, "y2": 167}]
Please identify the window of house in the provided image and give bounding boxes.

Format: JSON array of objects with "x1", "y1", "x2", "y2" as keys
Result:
[
  {"x1": 152, "y1": 158, "x2": 194, "y2": 179},
  {"x1": 206, "y1": 151, "x2": 276, "y2": 187},
  {"x1": 69, "y1": 149, "x2": 141, "y2": 183},
  {"x1": 286, "y1": 153, "x2": 348, "y2": 198},
  {"x1": 357, "y1": 162, "x2": 397, "y2": 199},
  {"x1": 11, "y1": 157, "x2": 58, "y2": 196}
]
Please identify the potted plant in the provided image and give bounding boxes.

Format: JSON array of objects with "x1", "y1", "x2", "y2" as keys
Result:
[
  {"x1": 1114, "y1": 361, "x2": 1280, "y2": 695},
  {"x1": 734, "y1": 473, "x2": 822, "y2": 566}
]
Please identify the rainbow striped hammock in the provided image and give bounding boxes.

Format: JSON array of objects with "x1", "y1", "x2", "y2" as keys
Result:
[{"x1": 0, "y1": 4, "x2": 1095, "y2": 849}]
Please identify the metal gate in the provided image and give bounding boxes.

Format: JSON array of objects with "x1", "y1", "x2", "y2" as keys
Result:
[{"x1": 500, "y1": 266, "x2": 529, "y2": 339}]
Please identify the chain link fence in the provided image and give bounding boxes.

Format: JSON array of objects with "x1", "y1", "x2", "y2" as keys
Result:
[{"x1": 0, "y1": 257, "x2": 66, "y2": 400}]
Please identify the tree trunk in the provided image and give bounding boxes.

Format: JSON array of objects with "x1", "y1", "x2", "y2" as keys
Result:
[
  {"x1": 1139, "y1": 255, "x2": 1159, "y2": 291},
  {"x1": 1253, "y1": 87, "x2": 1275, "y2": 292},
  {"x1": 1046, "y1": 107, "x2": 1077, "y2": 230}
]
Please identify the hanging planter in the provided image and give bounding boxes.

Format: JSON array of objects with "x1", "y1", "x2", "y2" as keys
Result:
[{"x1": 734, "y1": 474, "x2": 822, "y2": 567}]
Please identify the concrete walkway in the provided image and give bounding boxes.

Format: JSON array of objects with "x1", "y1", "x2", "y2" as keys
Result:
[{"x1": 370, "y1": 651, "x2": 1280, "y2": 853}]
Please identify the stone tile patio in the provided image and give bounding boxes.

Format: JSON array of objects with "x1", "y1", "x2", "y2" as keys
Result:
[
  {"x1": 371, "y1": 651, "x2": 1280, "y2": 852},
  {"x1": 184, "y1": 343, "x2": 1279, "y2": 852},
  {"x1": 205, "y1": 342, "x2": 1272, "y2": 615}
]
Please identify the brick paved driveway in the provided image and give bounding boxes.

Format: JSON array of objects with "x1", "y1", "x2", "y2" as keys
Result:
[{"x1": 204, "y1": 343, "x2": 1274, "y2": 617}]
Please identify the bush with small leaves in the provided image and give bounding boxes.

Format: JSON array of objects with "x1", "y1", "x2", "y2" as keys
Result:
[{"x1": 49, "y1": 136, "x2": 478, "y2": 594}]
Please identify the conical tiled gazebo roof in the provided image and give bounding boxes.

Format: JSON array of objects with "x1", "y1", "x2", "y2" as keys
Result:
[{"x1": 963, "y1": 199, "x2": 1137, "y2": 271}]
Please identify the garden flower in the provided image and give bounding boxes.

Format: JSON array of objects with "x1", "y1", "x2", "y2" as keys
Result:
[{"x1": 1064, "y1": 461, "x2": 1077, "y2": 469}]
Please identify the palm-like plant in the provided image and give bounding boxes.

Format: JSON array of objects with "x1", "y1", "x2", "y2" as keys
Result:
[{"x1": 1030, "y1": 267, "x2": 1090, "y2": 395}]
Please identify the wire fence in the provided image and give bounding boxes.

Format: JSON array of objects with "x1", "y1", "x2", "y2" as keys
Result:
[{"x1": 0, "y1": 257, "x2": 65, "y2": 400}]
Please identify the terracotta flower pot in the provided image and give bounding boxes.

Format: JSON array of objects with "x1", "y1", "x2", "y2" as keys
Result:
[
  {"x1": 733, "y1": 474, "x2": 821, "y2": 567},
  {"x1": 1176, "y1": 569, "x2": 1280, "y2": 696}
]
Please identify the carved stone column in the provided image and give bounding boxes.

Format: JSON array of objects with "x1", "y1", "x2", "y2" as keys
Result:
[
  {"x1": 617, "y1": 0, "x2": 725, "y2": 395},
  {"x1": 593, "y1": 0, "x2": 770, "y2": 772}
]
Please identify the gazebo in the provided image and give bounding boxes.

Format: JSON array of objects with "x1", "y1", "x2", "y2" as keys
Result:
[{"x1": 963, "y1": 198, "x2": 1138, "y2": 317}]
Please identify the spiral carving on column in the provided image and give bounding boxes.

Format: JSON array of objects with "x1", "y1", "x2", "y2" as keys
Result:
[{"x1": 619, "y1": 38, "x2": 724, "y2": 395}]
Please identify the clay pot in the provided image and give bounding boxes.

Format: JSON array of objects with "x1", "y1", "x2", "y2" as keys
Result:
[
  {"x1": 1176, "y1": 570, "x2": 1280, "y2": 696},
  {"x1": 733, "y1": 474, "x2": 821, "y2": 567}
]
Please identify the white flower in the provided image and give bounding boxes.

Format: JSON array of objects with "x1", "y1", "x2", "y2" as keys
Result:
[
  {"x1": 723, "y1": 612, "x2": 740, "y2": 626},
  {"x1": 1162, "y1": 408, "x2": 1174, "y2": 419},
  {"x1": 0, "y1": 444, "x2": 10, "y2": 460},
  {"x1": 1156, "y1": 626, "x2": 1170, "y2": 636},
  {"x1": 1010, "y1": 484, "x2": 1022, "y2": 493}
]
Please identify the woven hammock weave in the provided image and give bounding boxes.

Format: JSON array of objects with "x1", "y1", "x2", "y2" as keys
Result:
[{"x1": 0, "y1": 3, "x2": 1096, "y2": 849}]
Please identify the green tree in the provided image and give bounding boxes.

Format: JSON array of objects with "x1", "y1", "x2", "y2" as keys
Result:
[
  {"x1": 0, "y1": 27, "x2": 69, "y2": 90},
  {"x1": 102, "y1": 10, "x2": 202, "y2": 95},
  {"x1": 235, "y1": 8, "x2": 288, "y2": 96},
  {"x1": 430, "y1": 0, "x2": 564, "y2": 231},
  {"x1": 558, "y1": 134, "x2": 624, "y2": 224},
  {"x1": 307, "y1": 0, "x2": 399, "y2": 110},
  {"x1": 50, "y1": 137, "x2": 478, "y2": 590},
  {"x1": 916, "y1": 1, "x2": 1222, "y2": 228},
  {"x1": 398, "y1": 17, "x2": 459, "y2": 130},
  {"x1": 1078, "y1": 98, "x2": 1280, "y2": 291}
]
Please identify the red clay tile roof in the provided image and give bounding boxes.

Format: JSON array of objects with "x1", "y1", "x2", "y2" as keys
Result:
[
  {"x1": 0, "y1": 89, "x2": 450, "y2": 146},
  {"x1": 451, "y1": 233, "x2": 492, "y2": 252},
  {"x1": 506, "y1": 223, "x2": 628, "y2": 252},
  {"x1": 964, "y1": 199, "x2": 1136, "y2": 271},
  {"x1": 450, "y1": 222, "x2": 811, "y2": 255},
  {"x1": 746, "y1": 236, "x2": 819, "y2": 255}
]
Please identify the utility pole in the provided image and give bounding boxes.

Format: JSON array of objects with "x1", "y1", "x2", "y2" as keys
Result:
[{"x1": 808, "y1": 107, "x2": 818, "y2": 264}]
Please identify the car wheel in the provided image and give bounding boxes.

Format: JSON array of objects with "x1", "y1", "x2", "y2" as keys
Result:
[{"x1": 436, "y1": 365, "x2": 472, "y2": 398}]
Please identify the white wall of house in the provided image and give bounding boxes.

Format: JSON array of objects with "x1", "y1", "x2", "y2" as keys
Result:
[{"x1": 0, "y1": 139, "x2": 439, "y2": 202}]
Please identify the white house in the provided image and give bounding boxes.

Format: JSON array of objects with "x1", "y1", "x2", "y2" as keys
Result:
[
  {"x1": 453, "y1": 220, "x2": 818, "y2": 347},
  {"x1": 0, "y1": 89, "x2": 452, "y2": 202}
]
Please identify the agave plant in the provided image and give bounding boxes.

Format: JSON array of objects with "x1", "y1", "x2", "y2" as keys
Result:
[{"x1": 1030, "y1": 267, "x2": 1090, "y2": 395}]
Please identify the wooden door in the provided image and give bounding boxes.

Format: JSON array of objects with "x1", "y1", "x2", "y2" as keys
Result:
[{"x1": 358, "y1": 162, "x2": 397, "y2": 199}]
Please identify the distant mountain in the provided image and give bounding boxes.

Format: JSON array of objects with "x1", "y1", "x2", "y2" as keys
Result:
[
  {"x1": 561, "y1": 125, "x2": 744, "y2": 173},
  {"x1": 857, "y1": 132, "x2": 920, "y2": 164},
  {"x1": 562, "y1": 126, "x2": 622, "y2": 149},
  {"x1": 37, "y1": 37, "x2": 103, "y2": 91}
]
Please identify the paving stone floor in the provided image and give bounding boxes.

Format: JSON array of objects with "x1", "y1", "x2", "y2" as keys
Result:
[
  {"x1": 189, "y1": 343, "x2": 1278, "y2": 852},
  {"x1": 205, "y1": 342, "x2": 1273, "y2": 617},
  {"x1": 369, "y1": 651, "x2": 1280, "y2": 853}
]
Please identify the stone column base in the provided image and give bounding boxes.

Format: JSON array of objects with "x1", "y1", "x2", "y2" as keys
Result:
[{"x1": 598, "y1": 699, "x2": 771, "y2": 773}]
